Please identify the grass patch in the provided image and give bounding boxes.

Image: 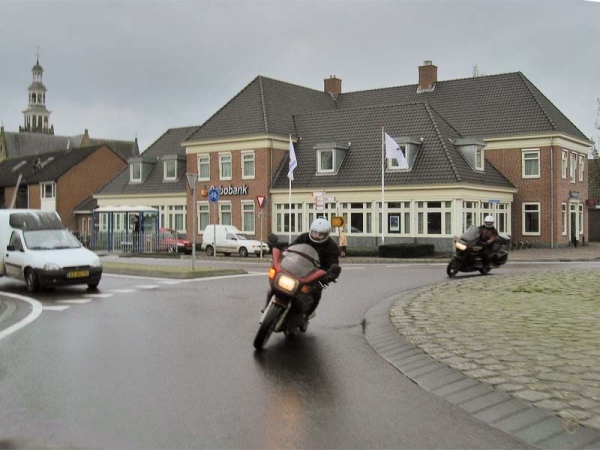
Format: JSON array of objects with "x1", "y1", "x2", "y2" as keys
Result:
[{"x1": 102, "y1": 262, "x2": 246, "y2": 279}]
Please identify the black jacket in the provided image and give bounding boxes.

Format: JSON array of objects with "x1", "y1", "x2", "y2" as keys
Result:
[{"x1": 292, "y1": 233, "x2": 340, "y2": 272}]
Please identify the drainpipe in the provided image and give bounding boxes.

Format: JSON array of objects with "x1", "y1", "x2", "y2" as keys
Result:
[{"x1": 550, "y1": 137, "x2": 554, "y2": 249}]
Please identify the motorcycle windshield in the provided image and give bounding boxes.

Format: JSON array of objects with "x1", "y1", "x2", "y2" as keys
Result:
[{"x1": 280, "y1": 244, "x2": 321, "y2": 278}]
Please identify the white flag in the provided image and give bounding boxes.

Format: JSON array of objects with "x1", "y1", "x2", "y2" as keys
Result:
[
  {"x1": 385, "y1": 133, "x2": 409, "y2": 169},
  {"x1": 288, "y1": 135, "x2": 298, "y2": 180}
]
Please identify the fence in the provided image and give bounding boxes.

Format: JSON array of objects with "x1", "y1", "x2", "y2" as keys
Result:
[{"x1": 86, "y1": 230, "x2": 182, "y2": 253}]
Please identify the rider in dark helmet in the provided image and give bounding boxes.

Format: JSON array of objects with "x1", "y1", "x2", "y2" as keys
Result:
[{"x1": 292, "y1": 218, "x2": 341, "y2": 330}]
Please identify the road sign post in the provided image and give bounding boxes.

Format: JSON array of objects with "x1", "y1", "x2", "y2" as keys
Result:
[
  {"x1": 186, "y1": 173, "x2": 199, "y2": 270},
  {"x1": 256, "y1": 196, "x2": 267, "y2": 258},
  {"x1": 208, "y1": 187, "x2": 220, "y2": 258}
]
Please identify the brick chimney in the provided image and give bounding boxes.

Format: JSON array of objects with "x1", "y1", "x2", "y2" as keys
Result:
[
  {"x1": 324, "y1": 75, "x2": 342, "y2": 97},
  {"x1": 418, "y1": 60, "x2": 437, "y2": 93}
]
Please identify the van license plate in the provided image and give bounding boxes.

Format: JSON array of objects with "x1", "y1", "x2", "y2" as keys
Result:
[{"x1": 67, "y1": 270, "x2": 89, "y2": 279}]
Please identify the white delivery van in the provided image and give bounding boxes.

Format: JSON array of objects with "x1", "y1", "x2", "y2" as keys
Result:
[
  {"x1": 201, "y1": 224, "x2": 269, "y2": 257},
  {"x1": 0, "y1": 209, "x2": 103, "y2": 292}
]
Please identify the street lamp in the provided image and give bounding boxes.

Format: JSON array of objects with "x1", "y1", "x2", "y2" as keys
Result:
[{"x1": 186, "y1": 173, "x2": 199, "y2": 271}]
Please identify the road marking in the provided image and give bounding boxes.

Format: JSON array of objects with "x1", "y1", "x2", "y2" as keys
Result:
[
  {"x1": 58, "y1": 299, "x2": 92, "y2": 304},
  {"x1": 0, "y1": 293, "x2": 43, "y2": 341},
  {"x1": 84, "y1": 293, "x2": 113, "y2": 298},
  {"x1": 110, "y1": 289, "x2": 136, "y2": 293},
  {"x1": 43, "y1": 305, "x2": 70, "y2": 311},
  {"x1": 136, "y1": 285, "x2": 160, "y2": 289},
  {"x1": 159, "y1": 280, "x2": 182, "y2": 285}
]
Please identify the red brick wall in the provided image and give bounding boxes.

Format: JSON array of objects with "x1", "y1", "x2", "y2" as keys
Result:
[
  {"x1": 186, "y1": 146, "x2": 287, "y2": 238},
  {"x1": 486, "y1": 145, "x2": 588, "y2": 246},
  {"x1": 57, "y1": 146, "x2": 126, "y2": 230}
]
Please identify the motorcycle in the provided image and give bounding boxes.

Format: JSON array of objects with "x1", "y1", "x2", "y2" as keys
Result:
[
  {"x1": 253, "y1": 241, "x2": 338, "y2": 351},
  {"x1": 446, "y1": 225, "x2": 511, "y2": 277}
]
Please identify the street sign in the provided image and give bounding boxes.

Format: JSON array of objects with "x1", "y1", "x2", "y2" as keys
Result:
[
  {"x1": 208, "y1": 187, "x2": 220, "y2": 203},
  {"x1": 256, "y1": 195, "x2": 266, "y2": 208},
  {"x1": 185, "y1": 173, "x2": 198, "y2": 190},
  {"x1": 331, "y1": 216, "x2": 345, "y2": 227},
  {"x1": 488, "y1": 199, "x2": 500, "y2": 204}
]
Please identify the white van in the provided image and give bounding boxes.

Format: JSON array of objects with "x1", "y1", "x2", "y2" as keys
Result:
[
  {"x1": 0, "y1": 209, "x2": 103, "y2": 292},
  {"x1": 201, "y1": 224, "x2": 269, "y2": 257}
]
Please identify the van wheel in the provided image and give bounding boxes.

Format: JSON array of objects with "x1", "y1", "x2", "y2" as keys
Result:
[
  {"x1": 25, "y1": 269, "x2": 40, "y2": 293},
  {"x1": 206, "y1": 246, "x2": 214, "y2": 256},
  {"x1": 239, "y1": 247, "x2": 249, "y2": 257}
]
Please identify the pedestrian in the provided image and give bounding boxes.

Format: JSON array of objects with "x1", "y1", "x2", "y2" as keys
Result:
[{"x1": 338, "y1": 227, "x2": 347, "y2": 257}]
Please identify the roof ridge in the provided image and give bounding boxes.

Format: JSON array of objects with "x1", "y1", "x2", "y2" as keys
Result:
[
  {"x1": 258, "y1": 76, "x2": 269, "y2": 133},
  {"x1": 516, "y1": 72, "x2": 558, "y2": 132},
  {"x1": 258, "y1": 75, "x2": 326, "y2": 95},
  {"x1": 343, "y1": 71, "x2": 522, "y2": 95},
  {"x1": 424, "y1": 103, "x2": 462, "y2": 182},
  {"x1": 517, "y1": 72, "x2": 589, "y2": 141}
]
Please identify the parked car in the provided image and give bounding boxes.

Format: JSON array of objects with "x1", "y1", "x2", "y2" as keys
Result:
[
  {"x1": 159, "y1": 228, "x2": 192, "y2": 255},
  {"x1": 201, "y1": 224, "x2": 269, "y2": 257}
]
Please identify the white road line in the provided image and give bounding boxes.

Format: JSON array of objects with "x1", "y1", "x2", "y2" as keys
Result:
[
  {"x1": 0, "y1": 293, "x2": 43, "y2": 341},
  {"x1": 159, "y1": 280, "x2": 182, "y2": 285},
  {"x1": 84, "y1": 293, "x2": 113, "y2": 298},
  {"x1": 135, "y1": 285, "x2": 160, "y2": 289},
  {"x1": 57, "y1": 299, "x2": 92, "y2": 304},
  {"x1": 110, "y1": 289, "x2": 136, "y2": 293},
  {"x1": 42, "y1": 305, "x2": 70, "y2": 311}
]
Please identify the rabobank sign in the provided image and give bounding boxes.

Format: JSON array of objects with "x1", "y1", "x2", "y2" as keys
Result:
[{"x1": 210, "y1": 185, "x2": 249, "y2": 196}]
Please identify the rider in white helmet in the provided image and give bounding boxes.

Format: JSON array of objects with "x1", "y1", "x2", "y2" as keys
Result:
[
  {"x1": 291, "y1": 218, "x2": 341, "y2": 329},
  {"x1": 478, "y1": 215, "x2": 499, "y2": 267}
]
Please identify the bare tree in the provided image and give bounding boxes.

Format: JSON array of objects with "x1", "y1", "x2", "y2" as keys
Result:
[{"x1": 589, "y1": 98, "x2": 600, "y2": 201}]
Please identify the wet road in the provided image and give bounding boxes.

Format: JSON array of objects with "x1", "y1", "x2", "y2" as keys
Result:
[{"x1": 0, "y1": 261, "x2": 581, "y2": 448}]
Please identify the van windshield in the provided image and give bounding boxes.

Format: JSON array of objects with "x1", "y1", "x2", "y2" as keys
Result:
[
  {"x1": 235, "y1": 234, "x2": 250, "y2": 240},
  {"x1": 24, "y1": 229, "x2": 82, "y2": 250}
]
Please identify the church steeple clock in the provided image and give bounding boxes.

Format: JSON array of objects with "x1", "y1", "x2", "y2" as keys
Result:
[{"x1": 20, "y1": 48, "x2": 54, "y2": 135}]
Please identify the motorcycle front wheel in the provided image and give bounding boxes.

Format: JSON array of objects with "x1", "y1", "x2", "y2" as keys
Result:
[
  {"x1": 253, "y1": 303, "x2": 283, "y2": 351},
  {"x1": 479, "y1": 265, "x2": 491, "y2": 275},
  {"x1": 446, "y1": 260, "x2": 459, "y2": 278}
]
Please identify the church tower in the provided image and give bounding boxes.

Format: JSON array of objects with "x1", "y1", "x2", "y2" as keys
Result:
[{"x1": 20, "y1": 49, "x2": 54, "y2": 135}]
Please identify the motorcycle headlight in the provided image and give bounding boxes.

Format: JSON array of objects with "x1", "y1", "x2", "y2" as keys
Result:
[
  {"x1": 44, "y1": 263, "x2": 61, "y2": 271},
  {"x1": 455, "y1": 242, "x2": 467, "y2": 251},
  {"x1": 275, "y1": 274, "x2": 298, "y2": 294}
]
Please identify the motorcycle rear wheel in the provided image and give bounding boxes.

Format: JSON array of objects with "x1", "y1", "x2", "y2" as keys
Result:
[
  {"x1": 479, "y1": 266, "x2": 491, "y2": 275},
  {"x1": 446, "y1": 261, "x2": 459, "y2": 278},
  {"x1": 253, "y1": 304, "x2": 283, "y2": 351}
]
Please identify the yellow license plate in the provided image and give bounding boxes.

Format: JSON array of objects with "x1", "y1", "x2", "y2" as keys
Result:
[{"x1": 67, "y1": 270, "x2": 89, "y2": 279}]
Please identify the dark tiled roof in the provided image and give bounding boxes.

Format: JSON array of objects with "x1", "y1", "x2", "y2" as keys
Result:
[
  {"x1": 74, "y1": 196, "x2": 98, "y2": 212},
  {"x1": 336, "y1": 72, "x2": 587, "y2": 140},
  {"x1": 96, "y1": 126, "x2": 198, "y2": 196},
  {"x1": 589, "y1": 159, "x2": 600, "y2": 201},
  {"x1": 185, "y1": 76, "x2": 335, "y2": 141},
  {"x1": 3, "y1": 132, "x2": 72, "y2": 158},
  {"x1": 0, "y1": 145, "x2": 110, "y2": 187},
  {"x1": 272, "y1": 103, "x2": 513, "y2": 190},
  {"x1": 90, "y1": 138, "x2": 139, "y2": 159}
]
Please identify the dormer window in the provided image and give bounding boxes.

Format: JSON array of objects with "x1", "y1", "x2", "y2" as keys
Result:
[
  {"x1": 386, "y1": 137, "x2": 422, "y2": 171},
  {"x1": 130, "y1": 162, "x2": 141, "y2": 182},
  {"x1": 164, "y1": 160, "x2": 177, "y2": 181},
  {"x1": 315, "y1": 142, "x2": 349, "y2": 175},
  {"x1": 455, "y1": 138, "x2": 486, "y2": 172}
]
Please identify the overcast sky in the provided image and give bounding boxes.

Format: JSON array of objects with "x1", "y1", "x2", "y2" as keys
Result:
[{"x1": 1, "y1": 0, "x2": 599, "y2": 152}]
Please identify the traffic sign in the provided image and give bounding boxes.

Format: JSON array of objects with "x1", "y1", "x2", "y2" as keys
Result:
[
  {"x1": 331, "y1": 216, "x2": 345, "y2": 227},
  {"x1": 256, "y1": 195, "x2": 266, "y2": 208},
  {"x1": 185, "y1": 173, "x2": 198, "y2": 190},
  {"x1": 208, "y1": 187, "x2": 220, "y2": 203}
]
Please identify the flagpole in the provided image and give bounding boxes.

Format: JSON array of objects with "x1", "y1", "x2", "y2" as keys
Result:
[
  {"x1": 288, "y1": 177, "x2": 292, "y2": 243},
  {"x1": 381, "y1": 127, "x2": 385, "y2": 245}
]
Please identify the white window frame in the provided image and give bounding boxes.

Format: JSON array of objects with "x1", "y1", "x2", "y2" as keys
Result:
[
  {"x1": 164, "y1": 160, "x2": 177, "y2": 181},
  {"x1": 522, "y1": 149, "x2": 540, "y2": 179},
  {"x1": 197, "y1": 154, "x2": 210, "y2": 181},
  {"x1": 130, "y1": 162, "x2": 142, "y2": 183},
  {"x1": 561, "y1": 150, "x2": 568, "y2": 179},
  {"x1": 41, "y1": 181, "x2": 55, "y2": 199},
  {"x1": 522, "y1": 202, "x2": 541, "y2": 236},
  {"x1": 579, "y1": 155, "x2": 585, "y2": 182},
  {"x1": 570, "y1": 153, "x2": 577, "y2": 183},
  {"x1": 578, "y1": 203, "x2": 584, "y2": 234},
  {"x1": 317, "y1": 149, "x2": 334, "y2": 173},
  {"x1": 241, "y1": 201, "x2": 255, "y2": 233},
  {"x1": 197, "y1": 202, "x2": 210, "y2": 234},
  {"x1": 561, "y1": 203, "x2": 567, "y2": 236},
  {"x1": 415, "y1": 201, "x2": 453, "y2": 236},
  {"x1": 475, "y1": 146, "x2": 484, "y2": 171},
  {"x1": 167, "y1": 205, "x2": 186, "y2": 232},
  {"x1": 275, "y1": 203, "x2": 303, "y2": 234},
  {"x1": 387, "y1": 145, "x2": 409, "y2": 171},
  {"x1": 219, "y1": 201, "x2": 232, "y2": 225},
  {"x1": 241, "y1": 151, "x2": 255, "y2": 180},
  {"x1": 219, "y1": 153, "x2": 232, "y2": 180}
]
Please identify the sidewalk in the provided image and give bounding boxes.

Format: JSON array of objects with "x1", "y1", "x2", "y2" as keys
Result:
[{"x1": 383, "y1": 241, "x2": 600, "y2": 448}]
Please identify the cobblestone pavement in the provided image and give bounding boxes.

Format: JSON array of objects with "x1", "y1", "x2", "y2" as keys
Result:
[{"x1": 390, "y1": 263, "x2": 600, "y2": 434}]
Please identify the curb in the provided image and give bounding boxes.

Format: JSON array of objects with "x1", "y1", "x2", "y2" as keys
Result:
[{"x1": 364, "y1": 292, "x2": 600, "y2": 450}]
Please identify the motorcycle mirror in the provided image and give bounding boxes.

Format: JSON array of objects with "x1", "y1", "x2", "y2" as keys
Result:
[{"x1": 330, "y1": 264, "x2": 341, "y2": 276}]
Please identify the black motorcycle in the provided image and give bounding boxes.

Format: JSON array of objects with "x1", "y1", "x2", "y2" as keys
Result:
[{"x1": 446, "y1": 226, "x2": 511, "y2": 277}]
